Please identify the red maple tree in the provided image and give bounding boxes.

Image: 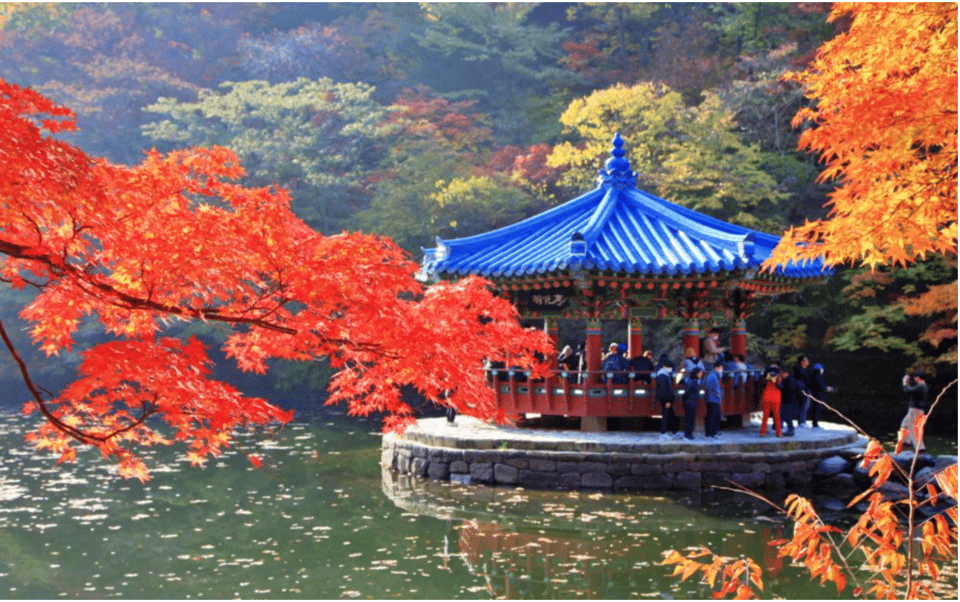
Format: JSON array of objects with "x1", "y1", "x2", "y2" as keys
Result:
[{"x1": 0, "y1": 79, "x2": 551, "y2": 480}]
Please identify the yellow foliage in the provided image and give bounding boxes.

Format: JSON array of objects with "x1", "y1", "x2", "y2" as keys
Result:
[
  {"x1": 767, "y1": 3, "x2": 958, "y2": 270},
  {"x1": 548, "y1": 82, "x2": 784, "y2": 225}
]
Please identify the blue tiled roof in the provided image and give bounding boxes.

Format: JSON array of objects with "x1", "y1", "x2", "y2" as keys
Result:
[{"x1": 420, "y1": 133, "x2": 829, "y2": 280}]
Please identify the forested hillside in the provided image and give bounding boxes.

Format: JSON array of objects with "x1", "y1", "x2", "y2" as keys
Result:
[{"x1": 0, "y1": 2, "x2": 955, "y2": 428}]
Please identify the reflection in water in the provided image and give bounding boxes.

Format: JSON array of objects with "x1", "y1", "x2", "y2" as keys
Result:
[
  {"x1": 380, "y1": 468, "x2": 843, "y2": 599},
  {"x1": 381, "y1": 451, "x2": 958, "y2": 600},
  {"x1": 0, "y1": 409, "x2": 954, "y2": 600},
  {"x1": 455, "y1": 519, "x2": 793, "y2": 599}
]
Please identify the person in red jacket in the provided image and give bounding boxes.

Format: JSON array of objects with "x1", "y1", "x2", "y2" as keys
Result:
[{"x1": 759, "y1": 368, "x2": 782, "y2": 437}]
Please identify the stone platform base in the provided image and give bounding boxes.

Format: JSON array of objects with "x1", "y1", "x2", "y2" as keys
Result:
[{"x1": 381, "y1": 416, "x2": 865, "y2": 492}]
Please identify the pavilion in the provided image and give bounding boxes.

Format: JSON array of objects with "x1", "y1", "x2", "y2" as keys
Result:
[{"x1": 419, "y1": 133, "x2": 830, "y2": 430}]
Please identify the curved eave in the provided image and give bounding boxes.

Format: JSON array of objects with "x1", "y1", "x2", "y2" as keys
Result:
[{"x1": 420, "y1": 179, "x2": 833, "y2": 282}]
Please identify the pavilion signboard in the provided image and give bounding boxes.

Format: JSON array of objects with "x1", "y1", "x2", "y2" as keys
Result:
[{"x1": 512, "y1": 287, "x2": 572, "y2": 315}]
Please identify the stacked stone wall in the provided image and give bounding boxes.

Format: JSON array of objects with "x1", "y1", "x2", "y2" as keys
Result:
[{"x1": 382, "y1": 431, "x2": 868, "y2": 492}]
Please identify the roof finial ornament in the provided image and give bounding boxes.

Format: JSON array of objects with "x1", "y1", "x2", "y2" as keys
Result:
[{"x1": 597, "y1": 131, "x2": 638, "y2": 189}]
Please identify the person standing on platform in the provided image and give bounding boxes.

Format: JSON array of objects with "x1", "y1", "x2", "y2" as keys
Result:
[
  {"x1": 759, "y1": 368, "x2": 782, "y2": 437},
  {"x1": 681, "y1": 347, "x2": 705, "y2": 381},
  {"x1": 780, "y1": 366, "x2": 805, "y2": 437},
  {"x1": 807, "y1": 362, "x2": 834, "y2": 428},
  {"x1": 794, "y1": 356, "x2": 814, "y2": 427},
  {"x1": 602, "y1": 343, "x2": 630, "y2": 385},
  {"x1": 630, "y1": 349, "x2": 655, "y2": 384},
  {"x1": 655, "y1": 360, "x2": 681, "y2": 440},
  {"x1": 703, "y1": 361, "x2": 724, "y2": 438},
  {"x1": 682, "y1": 367, "x2": 705, "y2": 440},
  {"x1": 558, "y1": 345, "x2": 580, "y2": 384},
  {"x1": 701, "y1": 328, "x2": 726, "y2": 371},
  {"x1": 900, "y1": 371, "x2": 929, "y2": 451}
]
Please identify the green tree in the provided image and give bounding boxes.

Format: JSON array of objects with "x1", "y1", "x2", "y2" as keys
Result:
[
  {"x1": 548, "y1": 82, "x2": 788, "y2": 230},
  {"x1": 708, "y1": 3, "x2": 836, "y2": 58},
  {"x1": 827, "y1": 258, "x2": 958, "y2": 375},
  {"x1": 351, "y1": 87, "x2": 547, "y2": 254},
  {"x1": 0, "y1": 3, "x2": 262, "y2": 163},
  {"x1": 564, "y1": 3, "x2": 760, "y2": 103},
  {"x1": 352, "y1": 144, "x2": 463, "y2": 254},
  {"x1": 414, "y1": 2, "x2": 576, "y2": 144},
  {"x1": 142, "y1": 77, "x2": 396, "y2": 233},
  {"x1": 561, "y1": 2, "x2": 658, "y2": 85}
]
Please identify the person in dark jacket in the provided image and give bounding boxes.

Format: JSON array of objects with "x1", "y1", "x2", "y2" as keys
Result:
[
  {"x1": 682, "y1": 367, "x2": 705, "y2": 440},
  {"x1": 779, "y1": 366, "x2": 805, "y2": 437},
  {"x1": 655, "y1": 361, "x2": 680, "y2": 439},
  {"x1": 601, "y1": 343, "x2": 630, "y2": 384},
  {"x1": 794, "y1": 356, "x2": 814, "y2": 427},
  {"x1": 703, "y1": 362, "x2": 724, "y2": 438},
  {"x1": 806, "y1": 363, "x2": 834, "y2": 428},
  {"x1": 630, "y1": 349, "x2": 655, "y2": 383},
  {"x1": 558, "y1": 345, "x2": 580, "y2": 384},
  {"x1": 900, "y1": 371, "x2": 929, "y2": 451}
]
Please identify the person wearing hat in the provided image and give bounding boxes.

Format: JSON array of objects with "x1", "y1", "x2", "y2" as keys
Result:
[
  {"x1": 900, "y1": 371, "x2": 929, "y2": 451},
  {"x1": 601, "y1": 342, "x2": 630, "y2": 385},
  {"x1": 558, "y1": 344, "x2": 580, "y2": 384}
]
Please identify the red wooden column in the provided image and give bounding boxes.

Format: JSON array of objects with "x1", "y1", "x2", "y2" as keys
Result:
[
  {"x1": 585, "y1": 318, "x2": 603, "y2": 384},
  {"x1": 627, "y1": 313, "x2": 643, "y2": 358},
  {"x1": 582, "y1": 318, "x2": 606, "y2": 432},
  {"x1": 682, "y1": 318, "x2": 701, "y2": 359},
  {"x1": 729, "y1": 317, "x2": 749, "y2": 426},
  {"x1": 730, "y1": 318, "x2": 747, "y2": 358},
  {"x1": 541, "y1": 317, "x2": 561, "y2": 420}
]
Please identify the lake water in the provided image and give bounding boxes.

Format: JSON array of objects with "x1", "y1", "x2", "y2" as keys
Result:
[{"x1": 0, "y1": 409, "x2": 955, "y2": 599}]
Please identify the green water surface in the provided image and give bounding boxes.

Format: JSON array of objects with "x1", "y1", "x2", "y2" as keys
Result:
[{"x1": 0, "y1": 410, "x2": 955, "y2": 599}]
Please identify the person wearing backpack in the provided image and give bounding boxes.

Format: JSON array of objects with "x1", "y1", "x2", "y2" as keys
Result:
[{"x1": 601, "y1": 342, "x2": 630, "y2": 385}]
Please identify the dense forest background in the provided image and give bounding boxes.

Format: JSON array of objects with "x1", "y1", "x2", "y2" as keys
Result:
[{"x1": 0, "y1": 2, "x2": 955, "y2": 431}]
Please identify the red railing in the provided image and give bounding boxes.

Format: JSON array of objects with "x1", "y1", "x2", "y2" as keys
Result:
[{"x1": 486, "y1": 369, "x2": 761, "y2": 418}]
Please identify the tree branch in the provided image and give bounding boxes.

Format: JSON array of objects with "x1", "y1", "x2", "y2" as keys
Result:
[{"x1": 0, "y1": 320, "x2": 159, "y2": 446}]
